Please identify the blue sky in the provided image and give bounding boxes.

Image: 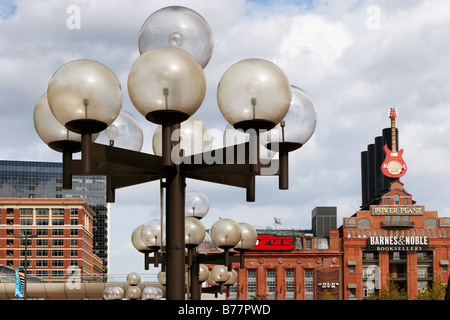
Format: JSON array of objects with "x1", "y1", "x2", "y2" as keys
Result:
[{"x1": 1, "y1": 0, "x2": 450, "y2": 276}]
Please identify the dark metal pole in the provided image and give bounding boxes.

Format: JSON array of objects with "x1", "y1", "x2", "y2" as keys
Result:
[
  {"x1": 189, "y1": 247, "x2": 201, "y2": 300},
  {"x1": 279, "y1": 144, "x2": 289, "y2": 190},
  {"x1": 165, "y1": 165, "x2": 186, "y2": 300},
  {"x1": 162, "y1": 121, "x2": 186, "y2": 300},
  {"x1": 62, "y1": 150, "x2": 72, "y2": 190},
  {"x1": 81, "y1": 133, "x2": 92, "y2": 174}
]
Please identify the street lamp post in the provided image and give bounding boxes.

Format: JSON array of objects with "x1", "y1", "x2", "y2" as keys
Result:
[
  {"x1": 15, "y1": 233, "x2": 38, "y2": 300},
  {"x1": 33, "y1": 6, "x2": 317, "y2": 300}
]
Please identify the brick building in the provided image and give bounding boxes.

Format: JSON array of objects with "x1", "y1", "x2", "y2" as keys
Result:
[
  {"x1": 229, "y1": 207, "x2": 342, "y2": 300},
  {"x1": 0, "y1": 198, "x2": 103, "y2": 279},
  {"x1": 342, "y1": 180, "x2": 450, "y2": 300}
]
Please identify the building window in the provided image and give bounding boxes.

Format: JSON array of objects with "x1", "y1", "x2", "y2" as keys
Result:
[
  {"x1": 305, "y1": 238, "x2": 312, "y2": 250},
  {"x1": 52, "y1": 209, "x2": 65, "y2": 216},
  {"x1": 71, "y1": 229, "x2": 79, "y2": 236},
  {"x1": 20, "y1": 208, "x2": 33, "y2": 216},
  {"x1": 52, "y1": 250, "x2": 64, "y2": 257},
  {"x1": 20, "y1": 218, "x2": 32, "y2": 226},
  {"x1": 52, "y1": 260, "x2": 64, "y2": 267},
  {"x1": 348, "y1": 288, "x2": 356, "y2": 300},
  {"x1": 52, "y1": 270, "x2": 64, "y2": 277},
  {"x1": 36, "y1": 250, "x2": 48, "y2": 257},
  {"x1": 70, "y1": 218, "x2": 78, "y2": 225},
  {"x1": 36, "y1": 270, "x2": 48, "y2": 277},
  {"x1": 266, "y1": 269, "x2": 276, "y2": 300},
  {"x1": 52, "y1": 219, "x2": 64, "y2": 225},
  {"x1": 36, "y1": 229, "x2": 48, "y2": 236},
  {"x1": 394, "y1": 194, "x2": 400, "y2": 205},
  {"x1": 36, "y1": 219, "x2": 49, "y2": 226},
  {"x1": 70, "y1": 208, "x2": 79, "y2": 216},
  {"x1": 52, "y1": 229, "x2": 64, "y2": 236},
  {"x1": 36, "y1": 209, "x2": 49, "y2": 216},
  {"x1": 20, "y1": 239, "x2": 32, "y2": 247},
  {"x1": 7, "y1": 208, "x2": 14, "y2": 215},
  {"x1": 36, "y1": 239, "x2": 48, "y2": 247},
  {"x1": 247, "y1": 269, "x2": 257, "y2": 300},
  {"x1": 285, "y1": 269, "x2": 295, "y2": 300},
  {"x1": 304, "y1": 269, "x2": 314, "y2": 300},
  {"x1": 52, "y1": 239, "x2": 64, "y2": 247}
]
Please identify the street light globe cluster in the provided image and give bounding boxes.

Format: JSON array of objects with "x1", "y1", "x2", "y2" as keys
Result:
[{"x1": 33, "y1": 5, "x2": 317, "y2": 300}]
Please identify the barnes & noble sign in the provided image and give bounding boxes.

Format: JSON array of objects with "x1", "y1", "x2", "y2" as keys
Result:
[
  {"x1": 371, "y1": 205, "x2": 424, "y2": 215},
  {"x1": 368, "y1": 236, "x2": 428, "y2": 251}
]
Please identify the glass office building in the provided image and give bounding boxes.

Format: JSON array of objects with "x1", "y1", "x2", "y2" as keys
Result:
[{"x1": 0, "y1": 160, "x2": 109, "y2": 273}]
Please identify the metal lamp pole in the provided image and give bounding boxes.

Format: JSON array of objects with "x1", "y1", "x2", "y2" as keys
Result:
[
  {"x1": 34, "y1": 6, "x2": 317, "y2": 300},
  {"x1": 15, "y1": 233, "x2": 38, "y2": 300}
]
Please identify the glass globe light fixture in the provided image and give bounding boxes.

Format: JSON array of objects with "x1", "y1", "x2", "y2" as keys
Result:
[
  {"x1": 110, "y1": 286, "x2": 125, "y2": 300},
  {"x1": 47, "y1": 59, "x2": 122, "y2": 134},
  {"x1": 127, "y1": 272, "x2": 141, "y2": 286},
  {"x1": 154, "y1": 287, "x2": 163, "y2": 300},
  {"x1": 185, "y1": 216, "x2": 206, "y2": 247},
  {"x1": 140, "y1": 219, "x2": 165, "y2": 249},
  {"x1": 158, "y1": 271, "x2": 166, "y2": 286},
  {"x1": 262, "y1": 85, "x2": 317, "y2": 152},
  {"x1": 234, "y1": 223, "x2": 258, "y2": 251},
  {"x1": 126, "y1": 286, "x2": 141, "y2": 300},
  {"x1": 217, "y1": 58, "x2": 291, "y2": 131},
  {"x1": 128, "y1": 47, "x2": 206, "y2": 125},
  {"x1": 185, "y1": 191, "x2": 209, "y2": 219},
  {"x1": 141, "y1": 286, "x2": 157, "y2": 300},
  {"x1": 34, "y1": 93, "x2": 84, "y2": 153},
  {"x1": 224, "y1": 269, "x2": 238, "y2": 286},
  {"x1": 198, "y1": 264, "x2": 209, "y2": 283},
  {"x1": 138, "y1": 6, "x2": 214, "y2": 68},
  {"x1": 152, "y1": 116, "x2": 212, "y2": 158},
  {"x1": 103, "y1": 287, "x2": 113, "y2": 300},
  {"x1": 96, "y1": 110, "x2": 144, "y2": 151},
  {"x1": 131, "y1": 225, "x2": 148, "y2": 253},
  {"x1": 211, "y1": 265, "x2": 230, "y2": 284},
  {"x1": 210, "y1": 218, "x2": 242, "y2": 249}
]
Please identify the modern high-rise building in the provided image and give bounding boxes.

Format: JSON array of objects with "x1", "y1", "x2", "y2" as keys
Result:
[{"x1": 0, "y1": 160, "x2": 109, "y2": 273}]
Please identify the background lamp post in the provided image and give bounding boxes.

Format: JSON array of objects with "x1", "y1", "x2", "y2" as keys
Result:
[{"x1": 34, "y1": 6, "x2": 316, "y2": 300}]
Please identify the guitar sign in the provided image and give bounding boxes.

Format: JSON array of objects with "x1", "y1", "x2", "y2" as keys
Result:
[{"x1": 381, "y1": 108, "x2": 407, "y2": 178}]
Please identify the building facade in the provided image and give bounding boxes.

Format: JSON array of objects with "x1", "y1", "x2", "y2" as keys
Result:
[
  {"x1": 230, "y1": 207, "x2": 342, "y2": 300},
  {"x1": 0, "y1": 160, "x2": 109, "y2": 273},
  {"x1": 342, "y1": 181, "x2": 450, "y2": 300},
  {"x1": 0, "y1": 198, "x2": 103, "y2": 279}
]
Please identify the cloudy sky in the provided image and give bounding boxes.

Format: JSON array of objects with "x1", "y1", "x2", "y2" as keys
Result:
[{"x1": 1, "y1": 0, "x2": 450, "y2": 276}]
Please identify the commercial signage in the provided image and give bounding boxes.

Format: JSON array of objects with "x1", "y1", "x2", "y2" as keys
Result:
[
  {"x1": 367, "y1": 236, "x2": 428, "y2": 251},
  {"x1": 371, "y1": 205, "x2": 424, "y2": 215},
  {"x1": 252, "y1": 235, "x2": 294, "y2": 251}
]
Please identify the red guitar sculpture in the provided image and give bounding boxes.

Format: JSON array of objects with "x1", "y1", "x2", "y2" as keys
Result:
[{"x1": 381, "y1": 108, "x2": 407, "y2": 178}]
